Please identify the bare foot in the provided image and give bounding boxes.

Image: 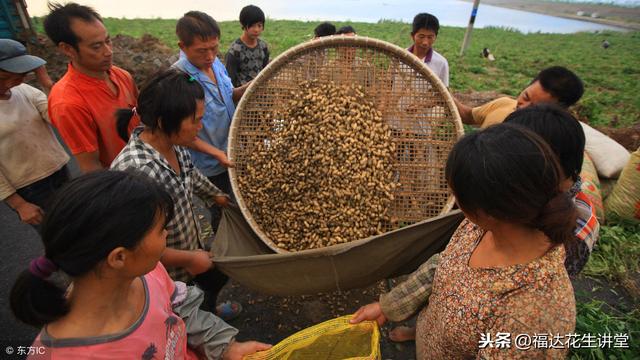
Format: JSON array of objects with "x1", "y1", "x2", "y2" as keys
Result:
[{"x1": 388, "y1": 326, "x2": 416, "y2": 342}]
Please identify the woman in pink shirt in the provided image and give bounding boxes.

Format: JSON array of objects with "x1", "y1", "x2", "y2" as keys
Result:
[{"x1": 10, "y1": 171, "x2": 270, "y2": 359}]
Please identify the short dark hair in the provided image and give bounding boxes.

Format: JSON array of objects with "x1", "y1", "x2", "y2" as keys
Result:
[
  {"x1": 43, "y1": 2, "x2": 102, "y2": 50},
  {"x1": 412, "y1": 13, "x2": 440, "y2": 35},
  {"x1": 239, "y1": 5, "x2": 265, "y2": 29},
  {"x1": 336, "y1": 25, "x2": 356, "y2": 35},
  {"x1": 116, "y1": 69, "x2": 205, "y2": 141},
  {"x1": 446, "y1": 124, "x2": 577, "y2": 246},
  {"x1": 505, "y1": 104, "x2": 585, "y2": 182},
  {"x1": 314, "y1": 22, "x2": 336, "y2": 37},
  {"x1": 176, "y1": 11, "x2": 220, "y2": 46},
  {"x1": 10, "y1": 170, "x2": 174, "y2": 327},
  {"x1": 534, "y1": 66, "x2": 584, "y2": 107}
]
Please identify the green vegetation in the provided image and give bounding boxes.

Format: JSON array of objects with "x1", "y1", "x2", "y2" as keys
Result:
[
  {"x1": 583, "y1": 221, "x2": 640, "y2": 296},
  {"x1": 32, "y1": 16, "x2": 639, "y2": 357},
  {"x1": 571, "y1": 220, "x2": 640, "y2": 359},
  {"x1": 32, "y1": 18, "x2": 640, "y2": 127},
  {"x1": 571, "y1": 299, "x2": 639, "y2": 359}
]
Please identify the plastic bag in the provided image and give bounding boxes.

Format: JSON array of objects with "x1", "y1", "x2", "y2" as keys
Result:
[{"x1": 244, "y1": 315, "x2": 380, "y2": 360}]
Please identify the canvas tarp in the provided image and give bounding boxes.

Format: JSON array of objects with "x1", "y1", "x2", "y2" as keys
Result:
[{"x1": 211, "y1": 206, "x2": 464, "y2": 296}]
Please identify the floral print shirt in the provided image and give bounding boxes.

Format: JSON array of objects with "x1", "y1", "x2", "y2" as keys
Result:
[{"x1": 416, "y1": 219, "x2": 575, "y2": 359}]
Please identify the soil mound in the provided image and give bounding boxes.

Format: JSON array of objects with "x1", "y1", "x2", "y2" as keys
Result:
[{"x1": 28, "y1": 33, "x2": 177, "y2": 86}]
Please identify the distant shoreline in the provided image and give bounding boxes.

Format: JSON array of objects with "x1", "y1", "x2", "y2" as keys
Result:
[{"x1": 462, "y1": 0, "x2": 640, "y2": 30}]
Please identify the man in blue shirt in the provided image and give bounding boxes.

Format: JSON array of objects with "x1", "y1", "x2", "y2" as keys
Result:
[{"x1": 173, "y1": 11, "x2": 249, "y2": 232}]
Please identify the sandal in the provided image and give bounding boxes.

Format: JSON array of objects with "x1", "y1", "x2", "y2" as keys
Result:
[{"x1": 215, "y1": 301, "x2": 243, "y2": 321}]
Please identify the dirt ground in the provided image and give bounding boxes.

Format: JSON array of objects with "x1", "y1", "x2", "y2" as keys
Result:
[
  {"x1": 219, "y1": 279, "x2": 418, "y2": 359},
  {"x1": 26, "y1": 34, "x2": 177, "y2": 88},
  {"x1": 218, "y1": 275, "x2": 637, "y2": 359}
]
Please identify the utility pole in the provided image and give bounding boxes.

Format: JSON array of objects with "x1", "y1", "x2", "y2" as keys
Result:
[{"x1": 460, "y1": 0, "x2": 481, "y2": 56}]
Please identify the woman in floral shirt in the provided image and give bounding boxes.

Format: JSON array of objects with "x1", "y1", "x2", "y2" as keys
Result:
[{"x1": 352, "y1": 124, "x2": 578, "y2": 359}]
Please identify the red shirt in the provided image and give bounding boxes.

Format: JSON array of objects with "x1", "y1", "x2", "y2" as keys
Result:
[{"x1": 49, "y1": 64, "x2": 139, "y2": 167}]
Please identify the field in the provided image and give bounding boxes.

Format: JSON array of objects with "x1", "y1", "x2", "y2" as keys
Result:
[
  {"x1": 32, "y1": 17, "x2": 640, "y2": 359},
  {"x1": 31, "y1": 17, "x2": 640, "y2": 128}
]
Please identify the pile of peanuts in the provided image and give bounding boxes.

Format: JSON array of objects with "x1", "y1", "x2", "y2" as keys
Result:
[{"x1": 238, "y1": 80, "x2": 397, "y2": 251}]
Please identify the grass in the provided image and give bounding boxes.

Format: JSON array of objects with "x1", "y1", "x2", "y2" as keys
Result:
[
  {"x1": 31, "y1": 17, "x2": 640, "y2": 127},
  {"x1": 571, "y1": 220, "x2": 640, "y2": 359},
  {"x1": 32, "y1": 16, "x2": 640, "y2": 358},
  {"x1": 583, "y1": 221, "x2": 640, "y2": 297},
  {"x1": 571, "y1": 299, "x2": 639, "y2": 359}
]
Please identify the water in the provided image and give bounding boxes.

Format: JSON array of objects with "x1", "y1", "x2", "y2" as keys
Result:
[
  {"x1": 559, "y1": 0, "x2": 639, "y2": 5},
  {"x1": 26, "y1": 0, "x2": 629, "y2": 33}
]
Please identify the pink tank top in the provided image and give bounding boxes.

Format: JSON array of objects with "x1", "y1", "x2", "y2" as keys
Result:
[{"x1": 30, "y1": 263, "x2": 199, "y2": 359}]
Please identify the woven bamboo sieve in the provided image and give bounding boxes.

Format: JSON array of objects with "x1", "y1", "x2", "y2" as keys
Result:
[{"x1": 228, "y1": 36, "x2": 464, "y2": 253}]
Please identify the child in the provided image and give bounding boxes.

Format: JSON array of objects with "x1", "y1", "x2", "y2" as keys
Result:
[
  {"x1": 113, "y1": 69, "x2": 241, "y2": 320},
  {"x1": 0, "y1": 39, "x2": 69, "y2": 229},
  {"x1": 408, "y1": 13, "x2": 449, "y2": 87},
  {"x1": 10, "y1": 170, "x2": 270, "y2": 359},
  {"x1": 313, "y1": 21, "x2": 336, "y2": 38},
  {"x1": 225, "y1": 5, "x2": 270, "y2": 87},
  {"x1": 336, "y1": 25, "x2": 356, "y2": 36},
  {"x1": 352, "y1": 124, "x2": 577, "y2": 358}
]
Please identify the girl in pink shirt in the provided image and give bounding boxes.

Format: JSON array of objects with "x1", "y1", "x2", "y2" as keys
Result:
[{"x1": 10, "y1": 170, "x2": 270, "y2": 359}]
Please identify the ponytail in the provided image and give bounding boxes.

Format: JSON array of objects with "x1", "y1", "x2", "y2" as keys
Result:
[
  {"x1": 447, "y1": 124, "x2": 579, "y2": 246},
  {"x1": 535, "y1": 191, "x2": 578, "y2": 248},
  {"x1": 10, "y1": 270, "x2": 69, "y2": 327},
  {"x1": 115, "y1": 69, "x2": 205, "y2": 143},
  {"x1": 9, "y1": 171, "x2": 174, "y2": 328},
  {"x1": 116, "y1": 108, "x2": 136, "y2": 142}
]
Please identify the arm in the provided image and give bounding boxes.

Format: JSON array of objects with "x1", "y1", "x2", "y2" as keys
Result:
[
  {"x1": 27, "y1": 84, "x2": 51, "y2": 123},
  {"x1": 262, "y1": 43, "x2": 270, "y2": 68},
  {"x1": 442, "y1": 60, "x2": 450, "y2": 88},
  {"x1": 351, "y1": 254, "x2": 440, "y2": 324},
  {"x1": 232, "y1": 82, "x2": 250, "y2": 103},
  {"x1": 224, "y1": 50, "x2": 240, "y2": 88},
  {"x1": 34, "y1": 66, "x2": 54, "y2": 94},
  {"x1": 186, "y1": 138, "x2": 233, "y2": 168},
  {"x1": 4, "y1": 192, "x2": 43, "y2": 225},
  {"x1": 50, "y1": 102, "x2": 102, "y2": 171},
  {"x1": 160, "y1": 247, "x2": 213, "y2": 276},
  {"x1": 453, "y1": 97, "x2": 475, "y2": 125},
  {"x1": 171, "y1": 282, "x2": 271, "y2": 359},
  {"x1": 75, "y1": 151, "x2": 104, "y2": 173},
  {"x1": 191, "y1": 168, "x2": 229, "y2": 208},
  {"x1": 378, "y1": 253, "x2": 440, "y2": 322}
]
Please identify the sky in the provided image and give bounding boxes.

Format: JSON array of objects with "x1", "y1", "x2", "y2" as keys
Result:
[{"x1": 25, "y1": 0, "x2": 640, "y2": 20}]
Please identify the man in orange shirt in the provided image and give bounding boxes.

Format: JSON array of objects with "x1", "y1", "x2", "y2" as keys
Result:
[{"x1": 44, "y1": 2, "x2": 139, "y2": 172}]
